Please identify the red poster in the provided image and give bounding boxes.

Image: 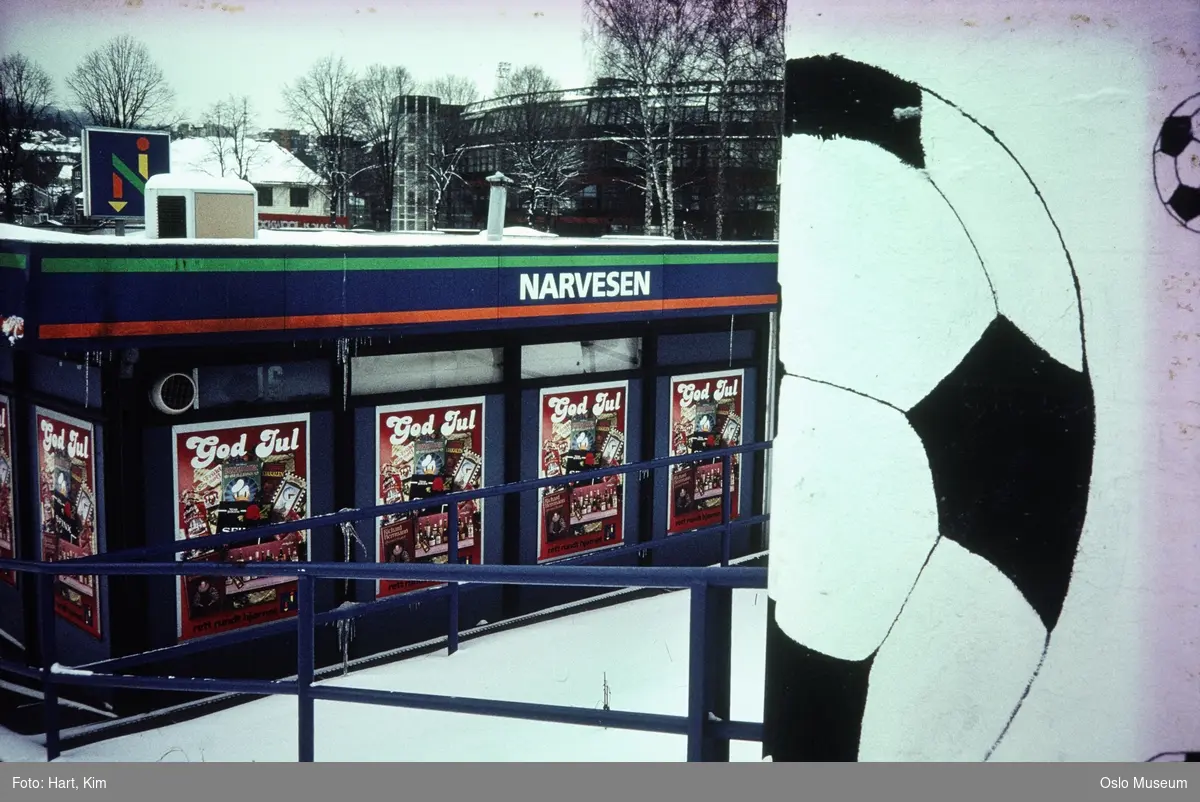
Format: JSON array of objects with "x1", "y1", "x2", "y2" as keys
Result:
[
  {"x1": 172, "y1": 413, "x2": 310, "y2": 642},
  {"x1": 667, "y1": 370, "x2": 744, "y2": 536},
  {"x1": 538, "y1": 381, "x2": 628, "y2": 562},
  {"x1": 0, "y1": 396, "x2": 16, "y2": 587},
  {"x1": 35, "y1": 408, "x2": 101, "y2": 638},
  {"x1": 376, "y1": 398, "x2": 485, "y2": 598}
]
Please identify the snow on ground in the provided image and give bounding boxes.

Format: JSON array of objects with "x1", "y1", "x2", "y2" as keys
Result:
[{"x1": 0, "y1": 589, "x2": 767, "y2": 763}]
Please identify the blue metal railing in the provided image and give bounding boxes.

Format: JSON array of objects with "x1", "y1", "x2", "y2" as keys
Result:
[{"x1": 0, "y1": 441, "x2": 771, "y2": 763}]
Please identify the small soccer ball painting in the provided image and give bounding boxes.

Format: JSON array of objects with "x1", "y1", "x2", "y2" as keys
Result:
[{"x1": 1154, "y1": 91, "x2": 1200, "y2": 232}]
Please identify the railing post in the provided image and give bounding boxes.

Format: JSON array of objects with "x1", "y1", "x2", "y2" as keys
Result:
[
  {"x1": 447, "y1": 502, "x2": 460, "y2": 656},
  {"x1": 687, "y1": 580, "x2": 733, "y2": 762},
  {"x1": 297, "y1": 572, "x2": 315, "y2": 763},
  {"x1": 708, "y1": 583, "x2": 733, "y2": 762},
  {"x1": 37, "y1": 570, "x2": 60, "y2": 762},
  {"x1": 720, "y1": 454, "x2": 733, "y2": 567},
  {"x1": 686, "y1": 582, "x2": 708, "y2": 762}
]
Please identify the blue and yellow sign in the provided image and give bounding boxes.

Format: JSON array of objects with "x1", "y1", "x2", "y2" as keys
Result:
[{"x1": 81, "y1": 127, "x2": 171, "y2": 219}]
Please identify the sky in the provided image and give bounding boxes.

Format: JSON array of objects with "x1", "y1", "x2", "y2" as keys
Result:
[{"x1": 0, "y1": 0, "x2": 594, "y2": 129}]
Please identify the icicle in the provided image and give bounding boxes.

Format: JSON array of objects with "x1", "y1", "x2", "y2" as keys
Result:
[
  {"x1": 337, "y1": 511, "x2": 367, "y2": 596},
  {"x1": 336, "y1": 615, "x2": 356, "y2": 676},
  {"x1": 728, "y1": 314, "x2": 736, "y2": 367},
  {"x1": 333, "y1": 338, "x2": 350, "y2": 411}
]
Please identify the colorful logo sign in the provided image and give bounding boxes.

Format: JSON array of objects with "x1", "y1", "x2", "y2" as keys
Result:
[{"x1": 81, "y1": 127, "x2": 170, "y2": 219}]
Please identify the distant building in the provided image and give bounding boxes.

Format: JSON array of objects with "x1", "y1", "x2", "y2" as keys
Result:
[
  {"x1": 413, "y1": 78, "x2": 782, "y2": 240},
  {"x1": 14, "y1": 131, "x2": 82, "y2": 222},
  {"x1": 258, "y1": 128, "x2": 311, "y2": 155},
  {"x1": 167, "y1": 137, "x2": 341, "y2": 228}
]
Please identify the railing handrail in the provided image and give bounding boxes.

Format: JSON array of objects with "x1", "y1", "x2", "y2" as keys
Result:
[
  {"x1": 0, "y1": 558, "x2": 765, "y2": 587},
  {"x1": 0, "y1": 441, "x2": 774, "y2": 763},
  {"x1": 45, "y1": 440, "x2": 771, "y2": 566}
]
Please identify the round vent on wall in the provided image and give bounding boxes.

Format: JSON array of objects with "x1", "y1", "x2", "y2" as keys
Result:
[{"x1": 150, "y1": 372, "x2": 197, "y2": 415}]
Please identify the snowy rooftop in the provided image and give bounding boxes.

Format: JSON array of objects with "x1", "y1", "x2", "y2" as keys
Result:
[
  {"x1": 0, "y1": 222, "x2": 772, "y2": 249},
  {"x1": 18, "y1": 136, "x2": 323, "y2": 188},
  {"x1": 168, "y1": 137, "x2": 323, "y2": 187},
  {"x1": 146, "y1": 172, "x2": 255, "y2": 193}
]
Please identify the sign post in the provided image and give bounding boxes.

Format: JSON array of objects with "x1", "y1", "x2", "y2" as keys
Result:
[{"x1": 81, "y1": 127, "x2": 171, "y2": 231}]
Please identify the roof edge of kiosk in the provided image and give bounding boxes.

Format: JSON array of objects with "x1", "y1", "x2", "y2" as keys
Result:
[
  {"x1": 0, "y1": 222, "x2": 773, "y2": 249},
  {"x1": 0, "y1": 222, "x2": 779, "y2": 351}
]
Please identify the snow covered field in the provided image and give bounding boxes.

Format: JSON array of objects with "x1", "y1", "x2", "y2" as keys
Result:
[{"x1": 0, "y1": 589, "x2": 767, "y2": 763}]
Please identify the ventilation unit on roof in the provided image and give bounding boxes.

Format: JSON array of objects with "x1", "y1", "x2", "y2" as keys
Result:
[
  {"x1": 150, "y1": 371, "x2": 198, "y2": 415},
  {"x1": 145, "y1": 172, "x2": 258, "y2": 240}
]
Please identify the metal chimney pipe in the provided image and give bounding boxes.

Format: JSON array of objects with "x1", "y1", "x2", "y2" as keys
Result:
[{"x1": 485, "y1": 171, "x2": 512, "y2": 242}]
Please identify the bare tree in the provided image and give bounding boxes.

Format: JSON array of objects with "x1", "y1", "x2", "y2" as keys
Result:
[
  {"x1": 697, "y1": 0, "x2": 753, "y2": 240},
  {"x1": 0, "y1": 54, "x2": 54, "y2": 222},
  {"x1": 743, "y1": 0, "x2": 786, "y2": 239},
  {"x1": 282, "y1": 55, "x2": 358, "y2": 222},
  {"x1": 423, "y1": 74, "x2": 480, "y2": 227},
  {"x1": 202, "y1": 94, "x2": 261, "y2": 180},
  {"x1": 428, "y1": 109, "x2": 471, "y2": 228},
  {"x1": 66, "y1": 35, "x2": 175, "y2": 128},
  {"x1": 493, "y1": 66, "x2": 584, "y2": 229},
  {"x1": 348, "y1": 64, "x2": 416, "y2": 230},
  {"x1": 585, "y1": 0, "x2": 707, "y2": 235},
  {"x1": 425, "y1": 74, "x2": 480, "y2": 107}
]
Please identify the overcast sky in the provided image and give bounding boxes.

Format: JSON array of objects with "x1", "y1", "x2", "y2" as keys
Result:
[{"x1": 1, "y1": 0, "x2": 593, "y2": 129}]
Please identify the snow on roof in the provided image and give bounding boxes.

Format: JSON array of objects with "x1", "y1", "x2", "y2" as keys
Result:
[
  {"x1": 168, "y1": 137, "x2": 322, "y2": 187},
  {"x1": 0, "y1": 222, "x2": 771, "y2": 249},
  {"x1": 21, "y1": 140, "x2": 80, "y2": 155},
  {"x1": 476, "y1": 226, "x2": 558, "y2": 238},
  {"x1": 146, "y1": 171, "x2": 255, "y2": 193}
]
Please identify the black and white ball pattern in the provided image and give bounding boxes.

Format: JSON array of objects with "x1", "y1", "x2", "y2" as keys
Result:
[
  {"x1": 1153, "y1": 92, "x2": 1200, "y2": 232},
  {"x1": 764, "y1": 54, "x2": 1097, "y2": 762}
]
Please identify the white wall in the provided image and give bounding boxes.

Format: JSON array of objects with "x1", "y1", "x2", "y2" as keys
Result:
[
  {"x1": 768, "y1": 0, "x2": 1200, "y2": 762},
  {"x1": 257, "y1": 183, "x2": 330, "y2": 218}
]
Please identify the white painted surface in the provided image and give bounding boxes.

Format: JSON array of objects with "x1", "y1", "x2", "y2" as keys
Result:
[
  {"x1": 767, "y1": 376, "x2": 940, "y2": 661},
  {"x1": 918, "y1": 92, "x2": 1084, "y2": 372},
  {"x1": 776, "y1": 134, "x2": 994, "y2": 410},
  {"x1": 773, "y1": 0, "x2": 1195, "y2": 762},
  {"x1": 859, "y1": 538, "x2": 1045, "y2": 761}
]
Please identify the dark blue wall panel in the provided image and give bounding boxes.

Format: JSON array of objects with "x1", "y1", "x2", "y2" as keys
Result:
[{"x1": 30, "y1": 354, "x2": 102, "y2": 407}]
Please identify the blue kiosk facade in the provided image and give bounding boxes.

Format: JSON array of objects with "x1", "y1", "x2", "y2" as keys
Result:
[{"x1": 0, "y1": 227, "x2": 777, "y2": 731}]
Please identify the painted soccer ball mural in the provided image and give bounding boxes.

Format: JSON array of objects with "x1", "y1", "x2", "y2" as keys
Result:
[
  {"x1": 764, "y1": 55, "x2": 1097, "y2": 762},
  {"x1": 1153, "y1": 92, "x2": 1200, "y2": 232}
]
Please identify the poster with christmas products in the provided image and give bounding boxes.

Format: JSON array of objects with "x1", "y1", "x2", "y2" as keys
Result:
[
  {"x1": 172, "y1": 413, "x2": 310, "y2": 641},
  {"x1": 667, "y1": 370, "x2": 744, "y2": 536},
  {"x1": 538, "y1": 381, "x2": 628, "y2": 562},
  {"x1": 0, "y1": 396, "x2": 17, "y2": 587},
  {"x1": 35, "y1": 408, "x2": 101, "y2": 638},
  {"x1": 376, "y1": 398, "x2": 485, "y2": 597}
]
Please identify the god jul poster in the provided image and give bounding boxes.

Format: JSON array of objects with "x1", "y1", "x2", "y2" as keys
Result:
[
  {"x1": 0, "y1": 396, "x2": 17, "y2": 587},
  {"x1": 36, "y1": 408, "x2": 101, "y2": 638},
  {"x1": 375, "y1": 397, "x2": 486, "y2": 598},
  {"x1": 172, "y1": 413, "x2": 311, "y2": 642},
  {"x1": 667, "y1": 370, "x2": 745, "y2": 536},
  {"x1": 538, "y1": 381, "x2": 628, "y2": 563}
]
